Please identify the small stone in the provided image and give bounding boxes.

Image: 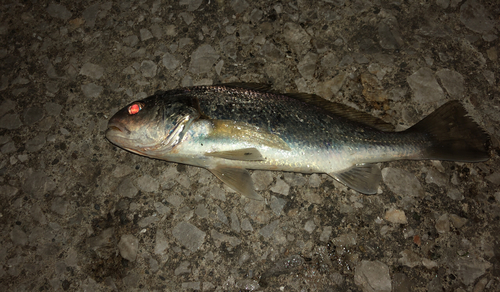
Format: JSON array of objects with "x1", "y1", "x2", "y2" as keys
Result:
[
  {"x1": 407, "y1": 68, "x2": 445, "y2": 108},
  {"x1": 123, "y1": 35, "x2": 139, "y2": 47},
  {"x1": 354, "y1": 260, "x2": 391, "y2": 292},
  {"x1": 384, "y1": 208, "x2": 408, "y2": 224},
  {"x1": 154, "y1": 229, "x2": 168, "y2": 254},
  {"x1": 449, "y1": 214, "x2": 467, "y2": 228},
  {"x1": 422, "y1": 258, "x2": 438, "y2": 269},
  {"x1": 180, "y1": 0, "x2": 203, "y2": 11},
  {"x1": 140, "y1": 60, "x2": 157, "y2": 78},
  {"x1": 320, "y1": 226, "x2": 332, "y2": 242},
  {"x1": 138, "y1": 216, "x2": 159, "y2": 228},
  {"x1": 332, "y1": 232, "x2": 357, "y2": 247},
  {"x1": 1, "y1": 141, "x2": 16, "y2": 154},
  {"x1": 209, "y1": 185, "x2": 226, "y2": 201},
  {"x1": 382, "y1": 168, "x2": 424, "y2": 198},
  {"x1": 0, "y1": 99, "x2": 16, "y2": 117},
  {"x1": 189, "y1": 44, "x2": 219, "y2": 74},
  {"x1": 23, "y1": 107, "x2": 44, "y2": 125},
  {"x1": 270, "y1": 178, "x2": 290, "y2": 196},
  {"x1": 304, "y1": 219, "x2": 316, "y2": 233},
  {"x1": 378, "y1": 22, "x2": 401, "y2": 50},
  {"x1": 166, "y1": 194, "x2": 185, "y2": 208},
  {"x1": 122, "y1": 272, "x2": 140, "y2": 287},
  {"x1": 136, "y1": 175, "x2": 159, "y2": 193},
  {"x1": 210, "y1": 230, "x2": 242, "y2": 247},
  {"x1": 459, "y1": 0, "x2": 496, "y2": 34},
  {"x1": 87, "y1": 228, "x2": 114, "y2": 250},
  {"x1": 425, "y1": 168, "x2": 448, "y2": 187},
  {"x1": 216, "y1": 206, "x2": 228, "y2": 225},
  {"x1": 0, "y1": 113, "x2": 23, "y2": 129},
  {"x1": 238, "y1": 24, "x2": 254, "y2": 45},
  {"x1": 23, "y1": 170, "x2": 56, "y2": 199},
  {"x1": 195, "y1": 204, "x2": 209, "y2": 218},
  {"x1": 118, "y1": 234, "x2": 139, "y2": 262},
  {"x1": 485, "y1": 172, "x2": 500, "y2": 185},
  {"x1": 251, "y1": 171, "x2": 274, "y2": 190},
  {"x1": 436, "y1": 69, "x2": 464, "y2": 98},
  {"x1": 283, "y1": 22, "x2": 311, "y2": 56},
  {"x1": 175, "y1": 261, "x2": 191, "y2": 275},
  {"x1": 172, "y1": 221, "x2": 206, "y2": 252},
  {"x1": 270, "y1": 196, "x2": 287, "y2": 216},
  {"x1": 81, "y1": 83, "x2": 103, "y2": 98},
  {"x1": 182, "y1": 282, "x2": 201, "y2": 290},
  {"x1": 80, "y1": 63, "x2": 104, "y2": 80},
  {"x1": 451, "y1": 256, "x2": 492, "y2": 285},
  {"x1": 259, "y1": 219, "x2": 279, "y2": 238},
  {"x1": 393, "y1": 273, "x2": 412, "y2": 292},
  {"x1": 51, "y1": 196, "x2": 69, "y2": 216},
  {"x1": 44, "y1": 102, "x2": 62, "y2": 116},
  {"x1": 230, "y1": 0, "x2": 249, "y2": 14},
  {"x1": 435, "y1": 213, "x2": 450, "y2": 234},
  {"x1": 437, "y1": 0, "x2": 450, "y2": 9},
  {"x1": 25, "y1": 133, "x2": 46, "y2": 152},
  {"x1": 398, "y1": 250, "x2": 421, "y2": 268},
  {"x1": 297, "y1": 52, "x2": 317, "y2": 80},
  {"x1": 140, "y1": 28, "x2": 153, "y2": 41},
  {"x1": 154, "y1": 202, "x2": 170, "y2": 216},
  {"x1": 241, "y1": 218, "x2": 253, "y2": 231},
  {"x1": 179, "y1": 12, "x2": 194, "y2": 25},
  {"x1": 162, "y1": 52, "x2": 180, "y2": 70},
  {"x1": 118, "y1": 178, "x2": 138, "y2": 198},
  {"x1": 46, "y1": 3, "x2": 72, "y2": 20},
  {"x1": 230, "y1": 210, "x2": 241, "y2": 233},
  {"x1": 112, "y1": 165, "x2": 133, "y2": 178},
  {"x1": 10, "y1": 225, "x2": 27, "y2": 246},
  {"x1": 82, "y1": 3, "x2": 99, "y2": 28}
]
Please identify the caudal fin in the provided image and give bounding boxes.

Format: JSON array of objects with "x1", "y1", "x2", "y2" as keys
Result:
[{"x1": 407, "y1": 101, "x2": 490, "y2": 162}]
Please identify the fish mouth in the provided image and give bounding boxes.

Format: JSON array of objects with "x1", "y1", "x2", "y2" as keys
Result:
[{"x1": 106, "y1": 122, "x2": 131, "y2": 134}]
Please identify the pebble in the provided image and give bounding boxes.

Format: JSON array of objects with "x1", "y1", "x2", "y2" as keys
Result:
[
  {"x1": 238, "y1": 24, "x2": 254, "y2": 45},
  {"x1": 332, "y1": 232, "x2": 357, "y2": 247},
  {"x1": 406, "y1": 68, "x2": 444, "y2": 107},
  {"x1": 180, "y1": 0, "x2": 203, "y2": 11},
  {"x1": 230, "y1": 0, "x2": 249, "y2": 14},
  {"x1": 384, "y1": 208, "x2": 408, "y2": 224},
  {"x1": 138, "y1": 216, "x2": 159, "y2": 228},
  {"x1": 210, "y1": 230, "x2": 242, "y2": 247},
  {"x1": 140, "y1": 60, "x2": 157, "y2": 78},
  {"x1": 1, "y1": 141, "x2": 16, "y2": 154},
  {"x1": 154, "y1": 202, "x2": 170, "y2": 216},
  {"x1": 459, "y1": 0, "x2": 496, "y2": 34},
  {"x1": 422, "y1": 258, "x2": 438, "y2": 269},
  {"x1": 216, "y1": 206, "x2": 229, "y2": 226},
  {"x1": 447, "y1": 187, "x2": 464, "y2": 201},
  {"x1": 230, "y1": 210, "x2": 241, "y2": 233},
  {"x1": 117, "y1": 178, "x2": 138, "y2": 198},
  {"x1": 136, "y1": 175, "x2": 159, "y2": 193},
  {"x1": 195, "y1": 204, "x2": 209, "y2": 218},
  {"x1": 283, "y1": 22, "x2": 311, "y2": 56},
  {"x1": 22, "y1": 170, "x2": 57, "y2": 199},
  {"x1": 0, "y1": 113, "x2": 23, "y2": 129},
  {"x1": 0, "y1": 184, "x2": 18, "y2": 198},
  {"x1": 451, "y1": 256, "x2": 491, "y2": 285},
  {"x1": 392, "y1": 273, "x2": 412, "y2": 292},
  {"x1": 87, "y1": 228, "x2": 114, "y2": 250},
  {"x1": 175, "y1": 261, "x2": 191, "y2": 275},
  {"x1": 425, "y1": 168, "x2": 448, "y2": 187},
  {"x1": 112, "y1": 165, "x2": 134, "y2": 178},
  {"x1": 46, "y1": 3, "x2": 72, "y2": 20},
  {"x1": 251, "y1": 171, "x2": 274, "y2": 190},
  {"x1": 182, "y1": 282, "x2": 201, "y2": 290},
  {"x1": 167, "y1": 194, "x2": 185, "y2": 208},
  {"x1": 122, "y1": 272, "x2": 140, "y2": 287},
  {"x1": 23, "y1": 107, "x2": 44, "y2": 125},
  {"x1": 118, "y1": 234, "x2": 139, "y2": 262},
  {"x1": 436, "y1": 69, "x2": 464, "y2": 98},
  {"x1": 485, "y1": 172, "x2": 500, "y2": 185},
  {"x1": 51, "y1": 196, "x2": 69, "y2": 216},
  {"x1": 297, "y1": 52, "x2": 317, "y2": 80},
  {"x1": 80, "y1": 63, "x2": 104, "y2": 80},
  {"x1": 381, "y1": 167, "x2": 424, "y2": 198},
  {"x1": 82, "y1": 3, "x2": 99, "y2": 28},
  {"x1": 0, "y1": 99, "x2": 15, "y2": 117},
  {"x1": 270, "y1": 177, "x2": 290, "y2": 196},
  {"x1": 172, "y1": 221, "x2": 206, "y2": 252},
  {"x1": 304, "y1": 219, "x2": 316, "y2": 233},
  {"x1": 162, "y1": 52, "x2": 180, "y2": 70},
  {"x1": 319, "y1": 226, "x2": 332, "y2": 242},
  {"x1": 140, "y1": 28, "x2": 153, "y2": 41},
  {"x1": 354, "y1": 260, "x2": 392, "y2": 292},
  {"x1": 189, "y1": 44, "x2": 219, "y2": 74},
  {"x1": 378, "y1": 22, "x2": 401, "y2": 50},
  {"x1": 259, "y1": 219, "x2": 279, "y2": 238},
  {"x1": 154, "y1": 229, "x2": 169, "y2": 254},
  {"x1": 435, "y1": 213, "x2": 450, "y2": 234},
  {"x1": 241, "y1": 218, "x2": 253, "y2": 232},
  {"x1": 10, "y1": 225, "x2": 28, "y2": 246},
  {"x1": 25, "y1": 133, "x2": 46, "y2": 152},
  {"x1": 81, "y1": 83, "x2": 103, "y2": 98},
  {"x1": 398, "y1": 250, "x2": 421, "y2": 268},
  {"x1": 270, "y1": 196, "x2": 287, "y2": 216}
]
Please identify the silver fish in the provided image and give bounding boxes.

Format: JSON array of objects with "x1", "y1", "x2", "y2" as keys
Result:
[{"x1": 106, "y1": 84, "x2": 490, "y2": 200}]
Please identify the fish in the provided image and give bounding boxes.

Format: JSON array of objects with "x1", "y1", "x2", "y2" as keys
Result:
[{"x1": 105, "y1": 83, "x2": 490, "y2": 200}]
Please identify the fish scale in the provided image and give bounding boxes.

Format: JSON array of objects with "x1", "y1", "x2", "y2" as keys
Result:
[{"x1": 106, "y1": 84, "x2": 490, "y2": 200}]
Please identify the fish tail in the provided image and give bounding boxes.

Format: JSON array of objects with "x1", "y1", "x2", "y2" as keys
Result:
[{"x1": 407, "y1": 101, "x2": 490, "y2": 162}]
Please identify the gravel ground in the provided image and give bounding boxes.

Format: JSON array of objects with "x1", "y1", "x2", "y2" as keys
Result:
[{"x1": 1, "y1": 0, "x2": 499, "y2": 291}]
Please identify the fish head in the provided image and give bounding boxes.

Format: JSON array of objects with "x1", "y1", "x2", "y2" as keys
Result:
[{"x1": 106, "y1": 95, "x2": 200, "y2": 157}]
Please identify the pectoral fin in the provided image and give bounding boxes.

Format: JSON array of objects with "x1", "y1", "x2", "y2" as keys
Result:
[
  {"x1": 329, "y1": 164, "x2": 381, "y2": 194},
  {"x1": 205, "y1": 148, "x2": 264, "y2": 161},
  {"x1": 209, "y1": 166, "x2": 264, "y2": 200}
]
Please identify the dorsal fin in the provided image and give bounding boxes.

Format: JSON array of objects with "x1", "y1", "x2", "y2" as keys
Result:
[
  {"x1": 283, "y1": 92, "x2": 395, "y2": 132},
  {"x1": 216, "y1": 83, "x2": 274, "y2": 92}
]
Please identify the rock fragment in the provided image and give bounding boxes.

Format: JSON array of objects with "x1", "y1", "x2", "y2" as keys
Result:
[
  {"x1": 407, "y1": 68, "x2": 444, "y2": 107},
  {"x1": 354, "y1": 260, "x2": 391, "y2": 292},
  {"x1": 172, "y1": 222, "x2": 206, "y2": 252},
  {"x1": 46, "y1": 3, "x2": 72, "y2": 20},
  {"x1": 80, "y1": 63, "x2": 104, "y2": 80},
  {"x1": 118, "y1": 234, "x2": 139, "y2": 262},
  {"x1": 384, "y1": 208, "x2": 408, "y2": 224},
  {"x1": 189, "y1": 44, "x2": 219, "y2": 74},
  {"x1": 81, "y1": 83, "x2": 103, "y2": 98}
]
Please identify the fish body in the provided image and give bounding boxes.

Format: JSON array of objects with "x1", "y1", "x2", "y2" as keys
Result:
[{"x1": 106, "y1": 84, "x2": 489, "y2": 199}]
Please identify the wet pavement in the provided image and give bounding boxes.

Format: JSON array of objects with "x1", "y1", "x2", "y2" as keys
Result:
[{"x1": 1, "y1": 0, "x2": 499, "y2": 291}]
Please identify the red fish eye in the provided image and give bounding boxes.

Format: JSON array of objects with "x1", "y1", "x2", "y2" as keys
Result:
[{"x1": 128, "y1": 103, "x2": 142, "y2": 115}]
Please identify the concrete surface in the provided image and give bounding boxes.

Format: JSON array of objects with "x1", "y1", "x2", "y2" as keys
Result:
[{"x1": 0, "y1": 0, "x2": 499, "y2": 291}]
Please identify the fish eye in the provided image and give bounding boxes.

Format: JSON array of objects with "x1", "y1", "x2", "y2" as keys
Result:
[{"x1": 128, "y1": 102, "x2": 144, "y2": 115}]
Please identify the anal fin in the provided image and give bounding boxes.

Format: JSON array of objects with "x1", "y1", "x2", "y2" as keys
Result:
[
  {"x1": 209, "y1": 166, "x2": 264, "y2": 200},
  {"x1": 329, "y1": 164, "x2": 381, "y2": 195}
]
